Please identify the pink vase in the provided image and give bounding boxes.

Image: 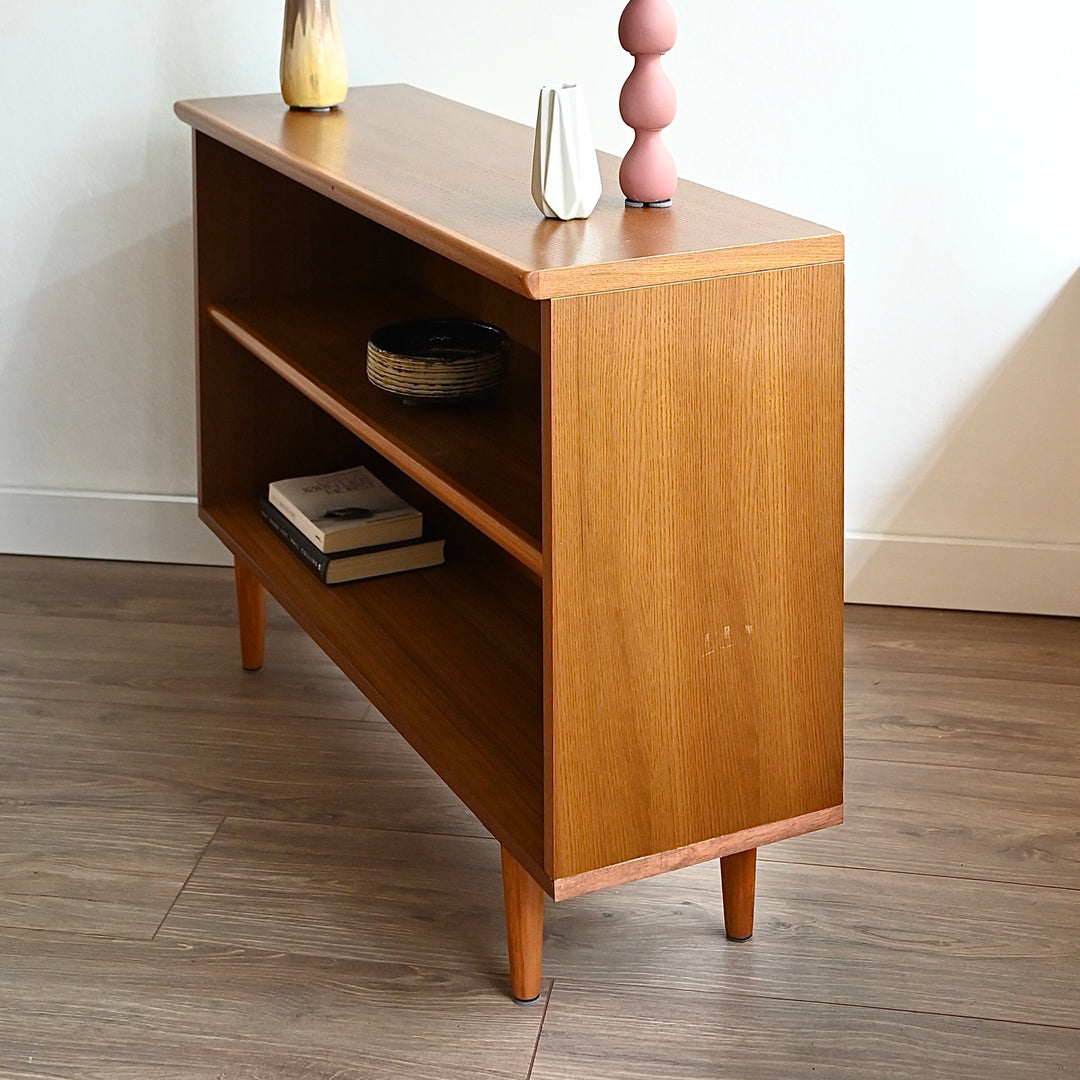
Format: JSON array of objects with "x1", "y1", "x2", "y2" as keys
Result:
[{"x1": 618, "y1": 0, "x2": 678, "y2": 207}]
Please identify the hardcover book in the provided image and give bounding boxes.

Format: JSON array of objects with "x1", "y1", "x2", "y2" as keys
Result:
[
  {"x1": 267, "y1": 465, "x2": 423, "y2": 553},
  {"x1": 259, "y1": 498, "x2": 444, "y2": 585}
]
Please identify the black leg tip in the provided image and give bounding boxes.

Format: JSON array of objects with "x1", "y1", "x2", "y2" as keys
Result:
[
  {"x1": 511, "y1": 993, "x2": 542, "y2": 1005},
  {"x1": 725, "y1": 931, "x2": 754, "y2": 942}
]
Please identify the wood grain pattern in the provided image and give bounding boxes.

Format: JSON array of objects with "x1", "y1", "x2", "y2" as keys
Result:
[
  {"x1": 530, "y1": 981, "x2": 1080, "y2": 1080},
  {"x1": 193, "y1": 131, "x2": 379, "y2": 513},
  {"x1": 175, "y1": 86, "x2": 842, "y2": 300},
  {"x1": 150, "y1": 816, "x2": 1080, "y2": 1029},
  {"x1": 188, "y1": 109, "x2": 554, "y2": 893},
  {"x1": 181, "y1": 87, "x2": 848, "y2": 934},
  {"x1": 545, "y1": 264, "x2": 845, "y2": 878},
  {"x1": 0, "y1": 554, "x2": 245, "y2": 626}
]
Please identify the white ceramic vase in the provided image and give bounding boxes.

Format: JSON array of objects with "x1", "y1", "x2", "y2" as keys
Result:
[{"x1": 531, "y1": 84, "x2": 603, "y2": 220}]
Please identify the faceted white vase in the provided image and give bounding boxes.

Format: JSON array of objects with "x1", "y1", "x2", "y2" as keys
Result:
[{"x1": 531, "y1": 84, "x2": 603, "y2": 220}]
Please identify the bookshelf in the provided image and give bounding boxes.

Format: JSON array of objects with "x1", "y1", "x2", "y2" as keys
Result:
[{"x1": 176, "y1": 84, "x2": 845, "y2": 1003}]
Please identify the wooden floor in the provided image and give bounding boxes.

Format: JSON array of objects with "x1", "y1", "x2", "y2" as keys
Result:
[{"x1": 1, "y1": 554, "x2": 1077, "y2": 1078}]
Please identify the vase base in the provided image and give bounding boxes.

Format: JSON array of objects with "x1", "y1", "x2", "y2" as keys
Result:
[
  {"x1": 288, "y1": 105, "x2": 335, "y2": 113},
  {"x1": 625, "y1": 198, "x2": 673, "y2": 209}
]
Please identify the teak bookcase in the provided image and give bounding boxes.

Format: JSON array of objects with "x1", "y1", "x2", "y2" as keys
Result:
[{"x1": 176, "y1": 85, "x2": 845, "y2": 1003}]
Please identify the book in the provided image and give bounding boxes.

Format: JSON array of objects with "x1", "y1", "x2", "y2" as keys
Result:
[
  {"x1": 268, "y1": 465, "x2": 423, "y2": 553},
  {"x1": 259, "y1": 498, "x2": 444, "y2": 585}
]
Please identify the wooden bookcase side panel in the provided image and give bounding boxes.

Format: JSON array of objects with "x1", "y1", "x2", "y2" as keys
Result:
[{"x1": 545, "y1": 264, "x2": 845, "y2": 880}]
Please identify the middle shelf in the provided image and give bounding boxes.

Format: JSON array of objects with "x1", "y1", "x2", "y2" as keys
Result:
[{"x1": 208, "y1": 288, "x2": 544, "y2": 576}]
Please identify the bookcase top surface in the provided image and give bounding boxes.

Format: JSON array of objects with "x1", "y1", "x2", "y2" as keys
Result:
[{"x1": 175, "y1": 84, "x2": 842, "y2": 300}]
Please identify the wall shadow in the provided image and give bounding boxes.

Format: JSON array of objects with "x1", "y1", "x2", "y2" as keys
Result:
[
  {"x1": 847, "y1": 269, "x2": 1080, "y2": 612},
  {"x1": 1, "y1": 161, "x2": 197, "y2": 493}
]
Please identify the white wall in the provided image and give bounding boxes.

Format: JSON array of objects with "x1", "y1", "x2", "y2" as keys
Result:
[{"x1": 2, "y1": 2, "x2": 1078, "y2": 613}]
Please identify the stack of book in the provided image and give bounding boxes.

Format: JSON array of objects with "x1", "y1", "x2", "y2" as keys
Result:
[{"x1": 260, "y1": 465, "x2": 444, "y2": 585}]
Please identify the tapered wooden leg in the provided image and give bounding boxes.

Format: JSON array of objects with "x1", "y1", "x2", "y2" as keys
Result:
[
  {"x1": 500, "y1": 846, "x2": 544, "y2": 1004},
  {"x1": 234, "y1": 558, "x2": 266, "y2": 671},
  {"x1": 720, "y1": 847, "x2": 757, "y2": 941}
]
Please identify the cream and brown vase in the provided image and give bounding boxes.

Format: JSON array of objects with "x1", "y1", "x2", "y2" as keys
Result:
[{"x1": 280, "y1": 0, "x2": 348, "y2": 110}]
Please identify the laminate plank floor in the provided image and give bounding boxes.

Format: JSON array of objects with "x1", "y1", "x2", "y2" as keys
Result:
[
  {"x1": 843, "y1": 666, "x2": 1080, "y2": 776},
  {"x1": 528, "y1": 981, "x2": 1080, "y2": 1080},
  {"x1": 0, "y1": 695, "x2": 485, "y2": 834},
  {"x1": 1, "y1": 555, "x2": 1078, "y2": 1078},
  {"x1": 0, "y1": 806, "x2": 219, "y2": 937},
  {"x1": 0, "y1": 930, "x2": 545, "y2": 1080}
]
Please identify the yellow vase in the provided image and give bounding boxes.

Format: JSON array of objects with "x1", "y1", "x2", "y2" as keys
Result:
[{"x1": 280, "y1": 0, "x2": 348, "y2": 110}]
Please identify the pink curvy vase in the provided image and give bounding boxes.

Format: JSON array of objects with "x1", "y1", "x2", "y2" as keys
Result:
[{"x1": 618, "y1": 0, "x2": 677, "y2": 207}]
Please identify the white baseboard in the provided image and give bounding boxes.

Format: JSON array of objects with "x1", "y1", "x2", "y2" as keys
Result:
[
  {"x1": 2, "y1": 491, "x2": 1077, "y2": 615},
  {"x1": 845, "y1": 532, "x2": 1080, "y2": 617},
  {"x1": 0, "y1": 488, "x2": 231, "y2": 567}
]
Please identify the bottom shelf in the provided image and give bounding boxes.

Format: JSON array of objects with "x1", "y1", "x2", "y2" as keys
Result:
[{"x1": 204, "y1": 500, "x2": 546, "y2": 881}]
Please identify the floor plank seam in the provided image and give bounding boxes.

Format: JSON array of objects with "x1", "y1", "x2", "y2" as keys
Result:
[
  {"x1": 841, "y1": 753, "x2": 1080, "y2": 780},
  {"x1": 0, "y1": 693, "x2": 377, "y2": 728},
  {"x1": 1, "y1": 802, "x2": 491, "y2": 844},
  {"x1": 150, "y1": 815, "x2": 227, "y2": 940},
  {"x1": 843, "y1": 668, "x2": 1080, "y2": 690},
  {"x1": 525, "y1": 978, "x2": 556, "y2": 1080},
  {"x1": 756, "y1": 856, "x2": 1080, "y2": 892},
  {"x1": 149, "y1": 920, "x2": 524, "y2": 989},
  {"x1": 198, "y1": 811, "x2": 495, "y2": 843},
  {"x1": 0, "y1": 924, "x2": 164, "y2": 943},
  {"x1": 542, "y1": 978, "x2": 1080, "y2": 1031}
]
